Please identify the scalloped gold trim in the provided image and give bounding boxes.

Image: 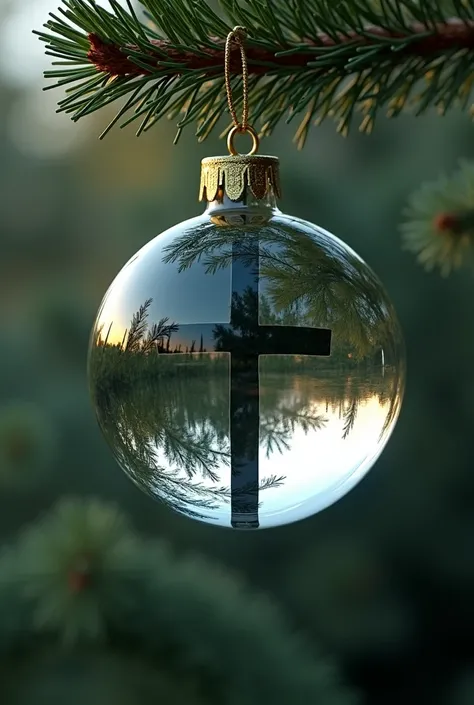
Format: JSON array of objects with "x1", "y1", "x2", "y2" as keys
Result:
[{"x1": 199, "y1": 154, "x2": 281, "y2": 202}]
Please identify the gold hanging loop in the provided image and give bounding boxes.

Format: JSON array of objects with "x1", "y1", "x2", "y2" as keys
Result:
[
  {"x1": 224, "y1": 26, "x2": 259, "y2": 156},
  {"x1": 227, "y1": 124, "x2": 260, "y2": 156}
]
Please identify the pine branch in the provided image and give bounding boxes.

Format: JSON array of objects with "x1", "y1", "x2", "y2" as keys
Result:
[
  {"x1": 0, "y1": 402, "x2": 57, "y2": 490},
  {"x1": 342, "y1": 398, "x2": 359, "y2": 440},
  {"x1": 88, "y1": 20, "x2": 474, "y2": 76},
  {"x1": 35, "y1": 0, "x2": 474, "y2": 145},
  {"x1": 0, "y1": 497, "x2": 358, "y2": 705},
  {"x1": 125, "y1": 297, "x2": 152, "y2": 351}
]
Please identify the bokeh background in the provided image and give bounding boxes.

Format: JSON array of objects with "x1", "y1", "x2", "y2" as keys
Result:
[{"x1": 1, "y1": 1, "x2": 474, "y2": 704}]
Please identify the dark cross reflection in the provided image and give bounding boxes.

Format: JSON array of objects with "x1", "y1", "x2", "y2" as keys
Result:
[{"x1": 175, "y1": 237, "x2": 332, "y2": 529}]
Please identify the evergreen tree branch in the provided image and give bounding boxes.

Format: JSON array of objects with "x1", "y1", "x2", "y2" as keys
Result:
[
  {"x1": 35, "y1": 0, "x2": 474, "y2": 145},
  {"x1": 0, "y1": 498, "x2": 358, "y2": 705}
]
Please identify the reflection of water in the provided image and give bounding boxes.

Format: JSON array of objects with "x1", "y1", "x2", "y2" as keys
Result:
[{"x1": 93, "y1": 349, "x2": 402, "y2": 528}]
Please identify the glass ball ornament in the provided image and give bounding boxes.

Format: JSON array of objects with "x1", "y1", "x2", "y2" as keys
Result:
[{"x1": 88, "y1": 153, "x2": 405, "y2": 530}]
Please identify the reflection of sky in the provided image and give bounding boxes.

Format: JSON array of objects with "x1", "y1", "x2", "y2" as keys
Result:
[
  {"x1": 0, "y1": 0, "x2": 128, "y2": 85},
  {"x1": 169, "y1": 325, "x2": 219, "y2": 352},
  {"x1": 0, "y1": 0, "x2": 129, "y2": 156},
  {"x1": 257, "y1": 394, "x2": 391, "y2": 527},
  {"x1": 97, "y1": 220, "x2": 232, "y2": 344}
]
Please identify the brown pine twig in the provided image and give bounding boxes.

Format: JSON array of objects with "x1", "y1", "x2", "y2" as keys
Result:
[{"x1": 88, "y1": 20, "x2": 474, "y2": 77}]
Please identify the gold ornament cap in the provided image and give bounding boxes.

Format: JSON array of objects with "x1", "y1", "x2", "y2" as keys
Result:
[{"x1": 199, "y1": 153, "x2": 281, "y2": 203}]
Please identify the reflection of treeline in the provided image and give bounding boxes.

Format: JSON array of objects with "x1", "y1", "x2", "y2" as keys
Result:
[
  {"x1": 89, "y1": 342, "x2": 228, "y2": 401},
  {"x1": 91, "y1": 339, "x2": 398, "y2": 408}
]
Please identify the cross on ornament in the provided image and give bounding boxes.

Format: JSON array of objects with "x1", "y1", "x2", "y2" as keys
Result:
[{"x1": 174, "y1": 238, "x2": 332, "y2": 529}]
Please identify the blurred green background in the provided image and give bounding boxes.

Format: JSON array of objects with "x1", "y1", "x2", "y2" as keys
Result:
[{"x1": 2, "y1": 2, "x2": 474, "y2": 704}]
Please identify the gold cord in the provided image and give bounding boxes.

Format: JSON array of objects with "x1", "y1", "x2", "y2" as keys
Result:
[
  {"x1": 225, "y1": 26, "x2": 248, "y2": 130},
  {"x1": 224, "y1": 26, "x2": 260, "y2": 156}
]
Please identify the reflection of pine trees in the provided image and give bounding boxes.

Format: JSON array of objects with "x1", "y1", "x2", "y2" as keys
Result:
[
  {"x1": 258, "y1": 223, "x2": 391, "y2": 360},
  {"x1": 214, "y1": 288, "x2": 260, "y2": 351},
  {"x1": 379, "y1": 391, "x2": 402, "y2": 442},
  {"x1": 162, "y1": 220, "x2": 402, "y2": 362},
  {"x1": 261, "y1": 406, "x2": 327, "y2": 457},
  {"x1": 125, "y1": 299, "x2": 179, "y2": 353},
  {"x1": 106, "y1": 383, "x2": 231, "y2": 521},
  {"x1": 342, "y1": 399, "x2": 359, "y2": 441}
]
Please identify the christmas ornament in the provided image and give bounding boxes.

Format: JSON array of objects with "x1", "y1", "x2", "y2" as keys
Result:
[{"x1": 88, "y1": 28, "x2": 405, "y2": 530}]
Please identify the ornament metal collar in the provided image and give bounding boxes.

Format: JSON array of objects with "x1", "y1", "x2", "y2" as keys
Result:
[{"x1": 199, "y1": 153, "x2": 281, "y2": 203}]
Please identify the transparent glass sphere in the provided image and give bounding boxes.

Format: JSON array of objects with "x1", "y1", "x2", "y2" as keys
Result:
[{"x1": 88, "y1": 189, "x2": 405, "y2": 529}]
